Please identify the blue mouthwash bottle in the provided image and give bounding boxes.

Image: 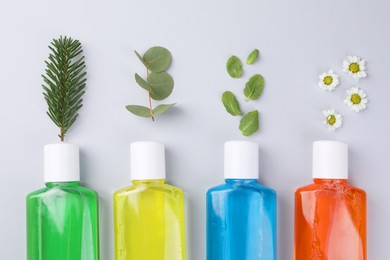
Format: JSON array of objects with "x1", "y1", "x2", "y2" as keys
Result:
[{"x1": 206, "y1": 141, "x2": 277, "y2": 260}]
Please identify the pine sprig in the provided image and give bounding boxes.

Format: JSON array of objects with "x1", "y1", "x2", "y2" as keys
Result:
[{"x1": 42, "y1": 36, "x2": 87, "y2": 142}]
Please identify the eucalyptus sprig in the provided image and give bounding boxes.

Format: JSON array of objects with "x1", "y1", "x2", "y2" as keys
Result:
[
  {"x1": 42, "y1": 36, "x2": 87, "y2": 142},
  {"x1": 222, "y1": 49, "x2": 264, "y2": 136},
  {"x1": 126, "y1": 46, "x2": 175, "y2": 121}
]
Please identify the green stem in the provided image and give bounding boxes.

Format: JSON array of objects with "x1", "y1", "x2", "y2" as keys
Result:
[
  {"x1": 146, "y1": 68, "x2": 154, "y2": 121},
  {"x1": 60, "y1": 129, "x2": 64, "y2": 142},
  {"x1": 59, "y1": 41, "x2": 69, "y2": 141}
]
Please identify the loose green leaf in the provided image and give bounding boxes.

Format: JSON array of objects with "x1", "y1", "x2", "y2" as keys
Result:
[
  {"x1": 222, "y1": 91, "x2": 241, "y2": 116},
  {"x1": 125, "y1": 105, "x2": 152, "y2": 117},
  {"x1": 247, "y1": 49, "x2": 260, "y2": 64},
  {"x1": 153, "y1": 103, "x2": 176, "y2": 116},
  {"x1": 244, "y1": 74, "x2": 264, "y2": 101},
  {"x1": 134, "y1": 73, "x2": 151, "y2": 91},
  {"x1": 143, "y1": 46, "x2": 172, "y2": 72},
  {"x1": 226, "y1": 56, "x2": 243, "y2": 78},
  {"x1": 239, "y1": 110, "x2": 259, "y2": 136},
  {"x1": 147, "y1": 72, "x2": 174, "y2": 100}
]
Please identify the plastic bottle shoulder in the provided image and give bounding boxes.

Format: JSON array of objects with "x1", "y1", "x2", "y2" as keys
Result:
[
  {"x1": 207, "y1": 180, "x2": 276, "y2": 196},
  {"x1": 114, "y1": 181, "x2": 183, "y2": 198},
  {"x1": 296, "y1": 180, "x2": 366, "y2": 196},
  {"x1": 26, "y1": 182, "x2": 97, "y2": 200}
]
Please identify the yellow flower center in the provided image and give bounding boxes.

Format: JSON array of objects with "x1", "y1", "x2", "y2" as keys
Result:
[
  {"x1": 323, "y1": 76, "x2": 333, "y2": 85},
  {"x1": 351, "y1": 94, "x2": 361, "y2": 104},
  {"x1": 327, "y1": 115, "x2": 336, "y2": 125},
  {"x1": 349, "y1": 63, "x2": 360, "y2": 73}
]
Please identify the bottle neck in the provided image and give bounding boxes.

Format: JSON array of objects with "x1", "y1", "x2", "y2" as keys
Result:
[
  {"x1": 225, "y1": 179, "x2": 258, "y2": 184},
  {"x1": 45, "y1": 181, "x2": 79, "y2": 188},
  {"x1": 132, "y1": 179, "x2": 166, "y2": 185},
  {"x1": 313, "y1": 178, "x2": 347, "y2": 184}
]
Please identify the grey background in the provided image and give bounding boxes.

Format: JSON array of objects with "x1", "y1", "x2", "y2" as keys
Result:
[{"x1": 0, "y1": 0, "x2": 389, "y2": 259}]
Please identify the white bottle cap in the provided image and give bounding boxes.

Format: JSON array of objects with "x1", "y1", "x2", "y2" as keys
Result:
[
  {"x1": 224, "y1": 141, "x2": 259, "y2": 179},
  {"x1": 130, "y1": 141, "x2": 166, "y2": 180},
  {"x1": 44, "y1": 143, "x2": 80, "y2": 183},
  {"x1": 313, "y1": 140, "x2": 348, "y2": 179}
]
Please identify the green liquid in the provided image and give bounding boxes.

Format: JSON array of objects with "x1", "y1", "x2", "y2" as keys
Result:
[{"x1": 26, "y1": 182, "x2": 99, "y2": 260}]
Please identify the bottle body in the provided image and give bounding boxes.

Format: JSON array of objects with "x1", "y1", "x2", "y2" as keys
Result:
[
  {"x1": 113, "y1": 180, "x2": 186, "y2": 260},
  {"x1": 294, "y1": 179, "x2": 366, "y2": 260},
  {"x1": 26, "y1": 182, "x2": 99, "y2": 260},
  {"x1": 207, "y1": 179, "x2": 277, "y2": 260}
]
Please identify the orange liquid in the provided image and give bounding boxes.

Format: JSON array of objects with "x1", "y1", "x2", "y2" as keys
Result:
[{"x1": 294, "y1": 179, "x2": 366, "y2": 260}]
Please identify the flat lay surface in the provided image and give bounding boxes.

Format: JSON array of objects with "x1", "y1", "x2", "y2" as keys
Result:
[{"x1": 1, "y1": 0, "x2": 389, "y2": 259}]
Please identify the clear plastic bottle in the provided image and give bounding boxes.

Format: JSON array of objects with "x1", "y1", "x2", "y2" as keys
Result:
[
  {"x1": 113, "y1": 142, "x2": 186, "y2": 260},
  {"x1": 207, "y1": 141, "x2": 277, "y2": 260},
  {"x1": 26, "y1": 143, "x2": 99, "y2": 260},
  {"x1": 294, "y1": 140, "x2": 367, "y2": 260}
]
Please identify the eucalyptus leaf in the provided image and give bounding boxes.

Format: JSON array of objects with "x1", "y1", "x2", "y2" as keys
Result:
[
  {"x1": 147, "y1": 72, "x2": 174, "y2": 100},
  {"x1": 247, "y1": 49, "x2": 260, "y2": 65},
  {"x1": 153, "y1": 103, "x2": 176, "y2": 116},
  {"x1": 226, "y1": 56, "x2": 243, "y2": 78},
  {"x1": 125, "y1": 105, "x2": 151, "y2": 118},
  {"x1": 134, "y1": 50, "x2": 148, "y2": 67},
  {"x1": 222, "y1": 91, "x2": 241, "y2": 116},
  {"x1": 143, "y1": 46, "x2": 172, "y2": 72},
  {"x1": 244, "y1": 74, "x2": 264, "y2": 101},
  {"x1": 134, "y1": 73, "x2": 151, "y2": 91},
  {"x1": 239, "y1": 110, "x2": 259, "y2": 136}
]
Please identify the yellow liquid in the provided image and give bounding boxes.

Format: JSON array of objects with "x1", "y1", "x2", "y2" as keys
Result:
[{"x1": 113, "y1": 180, "x2": 186, "y2": 260}]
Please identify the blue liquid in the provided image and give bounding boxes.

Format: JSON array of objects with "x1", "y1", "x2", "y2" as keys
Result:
[{"x1": 206, "y1": 179, "x2": 277, "y2": 260}]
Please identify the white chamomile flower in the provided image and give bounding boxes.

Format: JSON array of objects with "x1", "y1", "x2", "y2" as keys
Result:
[
  {"x1": 343, "y1": 56, "x2": 367, "y2": 81},
  {"x1": 318, "y1": 70, "x2": 339, "y2": 91},
  {"x1": 323, "y1": 109, "x2": 343, "y2": 131},
  {"x1": 344, "y1": 87, "x2": 368, "y2": 112}
]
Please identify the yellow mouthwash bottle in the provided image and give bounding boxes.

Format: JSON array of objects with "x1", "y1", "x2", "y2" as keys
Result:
[{"x1": 113, "y1": 141, "x2": 186, "y2": 260}]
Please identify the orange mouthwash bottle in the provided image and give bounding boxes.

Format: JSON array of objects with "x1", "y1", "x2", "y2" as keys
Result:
[
  {"x1": 113, "y1": 142, "x2": 186, "y2": 260},
  {"x1": 294, "y1": 140, "x2": 366, "y2": 260}
]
